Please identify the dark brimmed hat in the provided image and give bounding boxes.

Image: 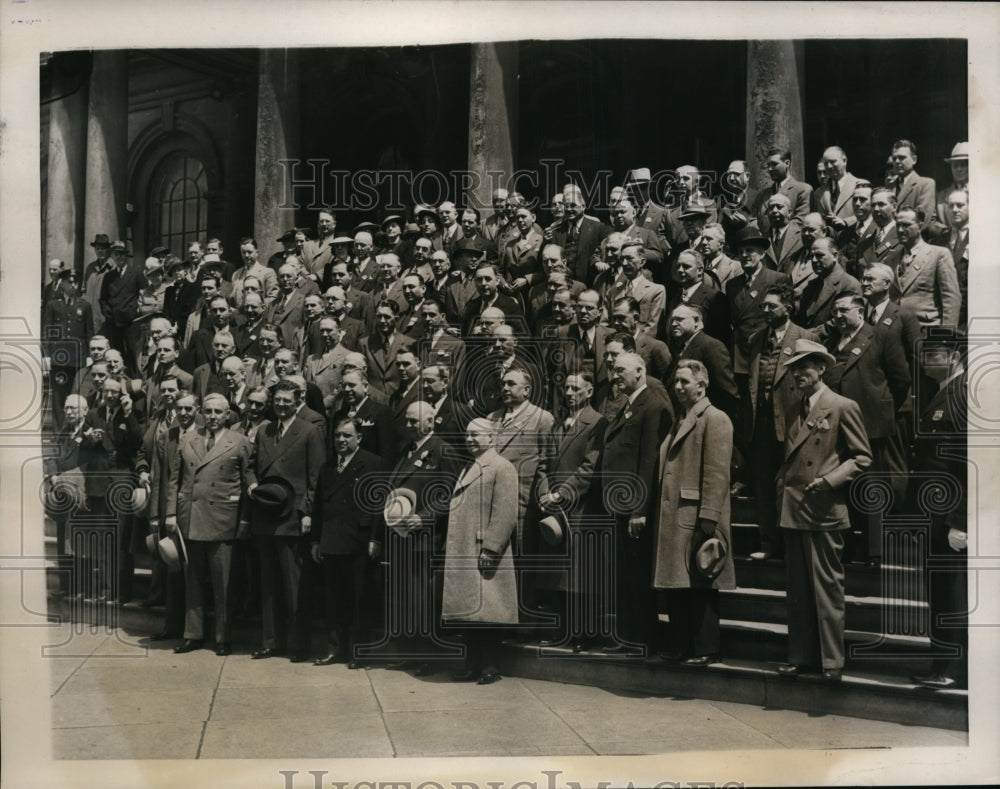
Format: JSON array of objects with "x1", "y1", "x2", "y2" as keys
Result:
[
  {"x1": 381, "y1": 215, "x2": 404, "y2": 229},
  {"x1": 734, "y1": 227, "x2": 770, "y2": 250},
  {"x1": 414, "y1": 204, "x2": 438, "y2": 220},
  {"x1": 353, "y1": 221, "x2": 379, "y2": 236},
  {"x1": 90, "y1": 234, "x2": 111, "y2": 248},
  {"x1": 454, "y1": 237, "x2": 487, "y2": 257},
  {"x1": 401, "y1": 222, "x2": 422, "y2": 239},
  {"x1": 150, "y1": 245, "x2": 170, "y2": 257},
  {"x1": 250, "y1": 476, "x2": 296, "y2": 518},
  {"x1": 276, "y1": 229, "x2": 300, "y2": 243},
  {"x1": 679, "y1": 204, "x2": 712, "y2": 221},
  {"x1": 537, "y1": 509, "x2": 567, "y2": 546}
]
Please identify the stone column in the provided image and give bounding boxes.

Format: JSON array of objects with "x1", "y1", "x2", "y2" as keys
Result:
[
  {"x1": 253, "y1": 50, "x2": 300, "y2": 251},
  {"x1": 83, "y1": 51, "x2": 129, "y2": 252},
  {"x1": 44, "y1": 53, "x2": 90, "y2": 276},
  {"x1": 745, "y1": 41, "x2": 805, "y2": 192},
  {"x1": 467, "y1": 42, "x2": 518, "y2": 211}
]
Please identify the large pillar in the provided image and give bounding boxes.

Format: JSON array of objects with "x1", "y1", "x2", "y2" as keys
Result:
[
  {"x1": 745, "y1": 41, "x2": 805, "y2": 192},
  {"x1": 83, "y1": 51, "x2": 129, "y2": 251},
  {"x1": 467, "y1": 42, "x2": 518, "y2": 211},
  {"x1": 253, "y1": 50, "x2": 300, "y2": 251},
  {"x1": 44, "y1": 53, "x2": 90, "y2": 276}
]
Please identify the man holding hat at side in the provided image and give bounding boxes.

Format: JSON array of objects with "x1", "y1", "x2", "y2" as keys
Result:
[
  {"x1": 166, "y1": 393, "x2": 255, "y2": 656},
  {"x1": 775, "y1": 339, "x2": 872, "y2": 681}
]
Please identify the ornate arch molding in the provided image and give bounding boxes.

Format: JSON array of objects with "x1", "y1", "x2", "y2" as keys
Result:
[{"x1": 128, "y1": 112, "x2": 225, "y2": 254}]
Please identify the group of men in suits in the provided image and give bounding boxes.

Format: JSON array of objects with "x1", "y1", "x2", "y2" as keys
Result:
[{"x1": 42, "y1": 137, "x2": 970, "y2": 686}]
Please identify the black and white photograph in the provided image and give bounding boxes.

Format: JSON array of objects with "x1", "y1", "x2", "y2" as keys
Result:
[{"x1": 2, "y1": 1, "x2": 998, "y2": 787}]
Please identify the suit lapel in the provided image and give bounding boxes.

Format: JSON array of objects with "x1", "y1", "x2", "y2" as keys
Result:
[
  {"x1": 897, "y1": 247, "x2": 926, "y2": 293},
  {"x1": 198, "y1": 429, "x2": 236, "y2": 469}
]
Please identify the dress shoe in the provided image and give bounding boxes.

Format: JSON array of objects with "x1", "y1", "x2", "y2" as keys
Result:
[
  {"x1": 601, "y1": 643, "x2": 632, "y2": 655},
  {"x1": 451, "y1": 668, "x2": 478, "y2": 682},
  {"x1": 683, "y1": 654, "x2": 719, "y2": 667},
  {"x1": 415, "y1": 661, "x2": 435, "y2": 676},
  {"x1": 347, "y1": 659, "x2": 366, "y2": 670},
  {"x1": 173, "y1": 639, "x2": 203, "y2": 654},
  {"x1": 777, "y1": 663, "x2": 804, "y2": 677},
  {"x1": 749, "y1": 551, "x2": 771, "y2": 561},
  {"x1": 314, "y1": 653, "x2": 346, "y2": 666},
  {"x1": 149, "y1": 630, "x2": 180, "y2": 642},
  {"x1": 572, "y1": 641, "x2": 586, "y2": 653},
  {"x1": 822, "y1": 668, "x2": 843, "y2": 681},
  {"x1": 251, "y1": 647, "x2": 285, "y2": 660},
  {"x1": 477, "y1": 672, "x2": 502, "y2": 685},
  {"x1": 911, "y1": 673, "x2": 957, "y2": 690},
  {"x1": 215, "y1": 643, "x2": 231, "y2": 657},
  {"x1": 289, "y1": 653, "x2": 310, "y2": 663},
  {"x1": 658, "y1": 650, "x2": 686, "y2": 662}
]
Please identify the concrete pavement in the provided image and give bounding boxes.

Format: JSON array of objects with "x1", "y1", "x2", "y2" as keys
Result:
[{"x1": 46, "y1": 624, "x2": 966, "y2": 759}]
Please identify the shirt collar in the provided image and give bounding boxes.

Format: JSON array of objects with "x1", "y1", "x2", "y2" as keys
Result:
[{"x1": 627, "y1": 383, "x2": 648, "y2": 405}]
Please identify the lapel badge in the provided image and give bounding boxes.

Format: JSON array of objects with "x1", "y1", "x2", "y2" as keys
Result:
[
  {"x1": 749, "y1": 290, "x2": 758, "y2": 298},
  {"x1": 783, "y1": 347, "x2": 792, "y2": 355},
  {"x1": 851, "y1": 347, "x2": 862, "y2": 356}
]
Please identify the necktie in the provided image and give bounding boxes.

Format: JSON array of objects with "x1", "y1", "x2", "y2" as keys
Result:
[
  {"x1": 867, "y1": 307, "x2": 878, "y2": 326},
  {"x1": 830, "y1": 181, "x2": 839, "y2": 206},
  {"x1": 501, "y1": 412, "x2": 514, "y2": 428},
  {"x1": 801, "y1": 397, "x2": 811, "y2": 422},
  {"x1": 336, "y1": 457, "x2": 346, "y2": 473},
  {"x1": 276, "y1": 423, "x2": 285, "y2": 443},
  {"x1": 897, "y1": 253, "x2": 912, "y2": 280},
  {"x1": 206, "y1": 432, "x2": 216, "y2": 452},
  {"x1": 563, "y1": 416, "x2": 575, "y2": 431},
  {"x1": 876, "y1": 228, "x2": 885, "y2": 246}
]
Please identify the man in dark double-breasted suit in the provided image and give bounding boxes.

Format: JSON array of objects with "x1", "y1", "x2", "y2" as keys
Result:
[
  {"x1": 311, "y1": 417, "x2": 385, "y2": 668},
  {"x1": 530, "y1": 374, "x2": 608, "y2": 649},
  {"x1": 250, "y1": 379, "x2": 326, "y2": 662},
  {"x1": 377, "y1": 401, "x2": 461, "y2": 673},
  {"x1": 166, "y1": 394, "x2": 255, "y2": 656},
  {"x1": 776, "y1": 340, "x2": 872, "y2": 680},
  {"x1": 598, "y1": 353, "x2": 673, "y2": 653},
  {"x1": 795, "y1": 239, "x2": 861, "y2": 336},
  {"x1": 727, "y1": 228, "x2": 791, "y2": 371}
]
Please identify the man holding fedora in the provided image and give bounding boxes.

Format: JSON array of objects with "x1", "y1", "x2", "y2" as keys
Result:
[
  {"x1": 378, "y1": 400, "x2": 460, "y2": 675},
  {"x1": 531, "y1": 373, "x2": 608, "y2": 651},
  {"x1": 776, "y1": 339, "x2": 872, "y2": 681},
  {"x1": 250, "y1": 378, "x2": 326, "y2": 662},
  {"x1": 166, "y1": 393, "x2": 255, "y2": 656}
]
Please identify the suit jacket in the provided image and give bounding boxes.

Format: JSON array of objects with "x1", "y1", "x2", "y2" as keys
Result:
[
  {"x1": 461, "y1": 293, "x2": 525, "y2": 337},
  {"x1": 824, "y1": 323, "x2": 911, "y2": 440},
  {"x1": 548, "y1": 323, "x2": 611, "y2": 386},
  {"x1": 726, "y1": 266, "x2": 792, "y2": 362},
  {"x1": 599, "y1": 271, "x2": 666, "y2": 336},
  {"x1": 268, "y1": 289, "x2": 306, "y2": 349},
  {"x1": 665, "y1": 281, "x2": 731, "y2": 346},
  {"x1": 167, "y1": 427, "x2": 255, "y2": 541},
  {"x1": 304, "y1": 344, "x2": 349, "y2": 399},
  {"x1": 896, "y1": 171, "x2": 937, "y2": 228},
  {"x1": 251, "y1": 415, "x2": 325, "y2": 536},
  {"x1": 143, "y1": 362, "x2": 194, "y2": 417},
  {"x1": 811, "y1": 173, "x2": 862, "y2": 221},
  {"x1": 231, "y1": 263, "x2": 279, "y2": 304},
  {"x1": 359, "y1": 332, "x2": 413, "y2": 397},
  {"x1": 535, "y1": 405, "x2": 607, "y2": 520},
  {"x1": 98, "y1": 262, "x2": 145, "y2": 331},
  {"x1": 777, "y1": 386, "x2": 872, "y2": 530},
  {"x1": 443, "y1": 276, "x2": 479, "y2": 327},
  {"x1": 884, "y1": 241, "x2": 962, "y2": 328},
  {"x1": 551, "y1": 216, "x2": 611, "y2": 283},
  {"x1": 380, "y1": 434, "x2": 459, "y2": 553},
  {"x1": 635, "y1": 332, "x2": 673, "y2": 382},
  {"x1": 741, "y1": 322, "x2": 818, "y2": 442},
  {"x1": 192, "y1": 361, "x2": 226, "y2": 402},
  {"x1": 190, "y1": 324, "x2": 246, "y2": 369},
  {"x1": 80, "y1": 403, "x2": 143, "y2": 497},
  {"x1": 753, "y1": 178, "x2": 814, "y2": 232},
  {"x1": 795, "y1": 264, "x2": 861, "y2": 330},
  {"x1": 415, "y1": 331, "x2": 466, "y2": 371},
  {"x1": 636, "y1": 200, "x2": 671, "y2": 248},
  {"x1": 705, "y1": 253, "x2": 743, "y2": 292},
  {"x1": 501, "y1": 228, "x2": 544, "y2": 285},
  {"x1": 858, "y1": 223, "x2": 901, "y2": 265},
  {"x1": 763, "y1": 223, "x2": 804, "y2": 272},
  {"x1": 599, "y1": 386, "x2": 673, "y2": 520},
  {"x1": 870, "y1": 299, "x2": 922, "y2": 373},
  {"x1": 311, "y1": 449, "x2": 384, "y2": 554},
  {"x1": 594, "y1": 225, "x2": 666, "y2": 268},
  {"x1": 388, "y1": 379, "x2": 422, "y2": 423},
  {"x1": 489, "y1": 402, "x2": 555, "y2": 530},
  {"x1": 840, "y1": 218, "x2": 878, "y2": 277},
  {"x1": 333, "y1": 396, "x2": 398, "y2": 463}
]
